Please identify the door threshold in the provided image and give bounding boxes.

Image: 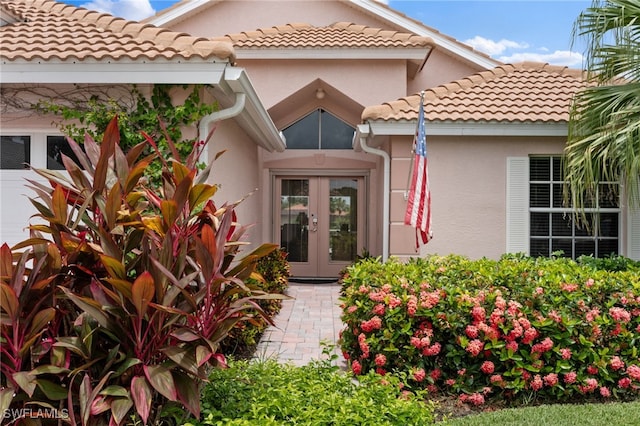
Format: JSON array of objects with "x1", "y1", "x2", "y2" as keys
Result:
[{"x1": 288, "y1": 277, "x2": 339, "y2": 284}]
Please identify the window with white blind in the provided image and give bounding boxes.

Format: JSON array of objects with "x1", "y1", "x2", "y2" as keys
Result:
[{"x1": 529, "y1": 156, "x2": 620, "y2": 258}]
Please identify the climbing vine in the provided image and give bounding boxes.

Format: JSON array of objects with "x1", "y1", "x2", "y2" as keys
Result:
[{"x1": 33, "y1": 84, "x2": 217, "y2": 184}]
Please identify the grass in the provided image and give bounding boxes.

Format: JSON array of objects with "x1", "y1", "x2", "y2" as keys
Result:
[{"x1": 442, "y1": 401, "x2": 640, "y2": 425}]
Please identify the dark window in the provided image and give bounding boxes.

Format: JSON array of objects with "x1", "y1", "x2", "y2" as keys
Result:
[
  {"x1": 529, "y1": 156, "x2": 619, "y2": 259},
  {"x1": 283, "y1": 109, "x2": 355, "y2": 150},
  {"x1": 1, "y1": 136, "x2": 30, "y2": 169},
  {"x1": 47, "y1": 136, "x2": 84, "y2": 170}
]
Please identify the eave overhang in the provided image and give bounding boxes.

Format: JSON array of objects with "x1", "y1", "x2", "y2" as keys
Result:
[
  {"x1": 366, "y1": 120, "x2": 568, "y2": 138},
  {"x1": 0, "y1": 60, "x2": 229, "y2": 84}
]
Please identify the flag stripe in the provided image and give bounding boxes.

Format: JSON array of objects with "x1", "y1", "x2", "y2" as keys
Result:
[{"x1": 404, "y1": 92, "x2": 432, "y2": 248}]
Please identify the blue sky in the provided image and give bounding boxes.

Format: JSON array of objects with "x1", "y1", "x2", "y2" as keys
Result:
[{"x1": 67, "y1": 0, "x2": 591, "y2": 68}]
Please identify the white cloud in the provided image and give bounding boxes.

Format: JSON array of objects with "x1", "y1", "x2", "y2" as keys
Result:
[
  {"x1": 81, "y1": 0, "x2": 155, "y2": 21},
  {"x1": 464, "y1": 36, "x2": 528, "y2": 56},
  {"x1": 464, "y1": 35, "x2": 584, "y2": 68},
  {"x1": 499, "y1": 50, "x2": 584, "y2": 68}
]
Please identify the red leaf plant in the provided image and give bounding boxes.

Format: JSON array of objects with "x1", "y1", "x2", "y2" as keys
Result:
[{"x1": 0, "y1": 116, "x2": 282, "y2": 425}]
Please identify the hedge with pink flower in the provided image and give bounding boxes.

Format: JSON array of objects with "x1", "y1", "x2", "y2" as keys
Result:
[{"x1": 338, "y1": 254, "x2": 640, "y2": 406}]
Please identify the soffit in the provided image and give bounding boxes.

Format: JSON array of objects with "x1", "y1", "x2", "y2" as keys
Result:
[
  {"x1": 362, "y1": 62, "x2": 588, "y2": 124},
  {"x1": 0, "y1": 0, "x2": 234, "y2": 63}
]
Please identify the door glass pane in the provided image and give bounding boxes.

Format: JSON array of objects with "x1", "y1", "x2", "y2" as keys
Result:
[
  {"x1": 281, "y1": 179, "x2": 309, "y2": 262},
  {"x1": 329, "y1": 178, "x2": 357, "y2": 261}
]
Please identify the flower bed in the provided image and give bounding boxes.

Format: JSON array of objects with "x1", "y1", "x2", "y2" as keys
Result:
[{"x1": 339, "y1": 254, "x2": 640, "y2": 405}]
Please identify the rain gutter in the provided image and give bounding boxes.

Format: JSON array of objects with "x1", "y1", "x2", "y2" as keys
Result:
[
  {"x1": 199, "y1": 66, "x2": 286, "y2": 152},
  {"x1": 356, "y1": 123, "x2": 389, "y2": 261}
]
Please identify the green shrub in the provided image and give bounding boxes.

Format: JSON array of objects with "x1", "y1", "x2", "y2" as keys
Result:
[
  {"x1": 339, "y1": 254, "x2": 640, "y2": 406},
  {"x1": 577, "y1": 254, "x2": 640, "y2": 272},
  {"x1": 220, "y1": 248, "x2": 290, "y2": 358},
  {"x1": 184, "y1": 357, "x2": 436, "y2": 426}
]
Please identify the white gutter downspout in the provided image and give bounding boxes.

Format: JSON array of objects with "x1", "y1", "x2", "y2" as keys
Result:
[
  {"x1": 357, "y1": 123, "x2": 390, "y2": 261},
  {"x1": 198, "y1": 92, "x2": 246, "y2": 143}
]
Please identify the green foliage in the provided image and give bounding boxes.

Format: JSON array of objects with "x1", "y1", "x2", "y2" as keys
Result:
[
  {"x1": 220, "y1": 248, "x2": 291, "y2": 357},
  {"x1": 184, "y1": 358, "x2": 436, "y2": 426},
  {"x1": 35, "y1": 84, "x2": 216, "y2": 185},
  {"x1": 339, "y1": 254, "x2": 640, "y2": 407},
  {"x1": 577, "y1": 254, "x2": 640, "y2": 272},
  {"x1": 0, "y1": 116, "x2": 280, "y2": 425}
]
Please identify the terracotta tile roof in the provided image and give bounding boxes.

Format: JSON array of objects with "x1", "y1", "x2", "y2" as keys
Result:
[
  {"x1": 0, "y1": 0, "x2": 234, "y2": 62},
  {"x1": 214, "y1": 22, "x2": 433, "y2": 49},
  {"x1": 362, "y1": 62, "x2": 587, "y2": 123}
]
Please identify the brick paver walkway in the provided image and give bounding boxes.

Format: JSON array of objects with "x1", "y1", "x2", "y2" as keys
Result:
[{"x1": 254, "y1": 283, "x2": 347, "y2": 369}]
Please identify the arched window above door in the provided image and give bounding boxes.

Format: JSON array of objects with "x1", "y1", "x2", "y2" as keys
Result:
[{"x1": 282, "y1": 109, "x2": 355, "y2": 150}]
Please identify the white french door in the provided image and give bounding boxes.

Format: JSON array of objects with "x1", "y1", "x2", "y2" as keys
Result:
[{"x1": 276, "y1": 176, "x2": 364, "y2": 277}]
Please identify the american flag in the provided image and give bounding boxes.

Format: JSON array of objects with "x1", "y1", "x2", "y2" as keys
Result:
[{"x1": 404, "y1": 91, "x2": 432, "y2": 248}]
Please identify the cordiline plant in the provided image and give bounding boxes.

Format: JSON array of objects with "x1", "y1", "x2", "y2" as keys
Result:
[{"x1": 0, "y1": 116, "x2": 280, "y2": 425}]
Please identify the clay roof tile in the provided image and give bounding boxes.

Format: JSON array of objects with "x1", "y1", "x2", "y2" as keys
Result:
[{"x1": 362, "y1": 62, "x2": 589, "y2": 123}]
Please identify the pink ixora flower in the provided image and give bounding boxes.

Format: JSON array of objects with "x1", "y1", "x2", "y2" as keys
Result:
[
  {"x1": 465, "y1": 325, "x2": 479, "y2": 339},
  {"x1": 579, "y1": 378, "x2": 599, "y2": 393},
  {"x1": 530, "y1": 375, "x2": 543, "y2": 391},
  {"x1": 467, "y1": 392, "x2": 485, "y2": 406},
  {"x1": 490, "y1": 374, "x2": 504, "y2": 385},
  {"x1": 351, "y1": 360, "x2": 362, "y2": 375},
  {"x1": 586, "y1": 308, "x2": 600, "y2": 323},
  {"x1": 465, "y1": 339, "x2": 484, "y2": 357},
  {"x1": 532, "y1": 337, "x2": 554, "y2": 354},
  {"x1": 609, "y1": 306, "x2": 631, "y2": 323},
  {"x1": 430, "y1": 368, "x2": 442, "y2": 381},
  {"x1": 563, "y1": 372, "x2": 577, "y2": 384},
  {"x1": 521, "y1": 327, "x2": 539, "y2": 344},
  {"x1": 413, "y1": 368, "x2": 426, "y2": 382},
  {"x1": 618, "y1": 377, "x2": 632, "y2": 389},
  {"x1": 375, "y1": 353, "x2": 387, "y2": 367},
  {"x1": 626, "y1": 364, "x2": 640, "y2": 381},
  {"x1": 372, "y1": 303, "x2": 385, "y2": 316},
  {"x1": 610, "y1": 356, "x2": 625, "y2": 371},
  {"x1": 422, "y1": 342, "x2": 442, "y2": 356},
  {"x1": 560, "y1": 348, "x2": 572, "y2": 360},
  {"x1": 505, "y1": 340, "x2": 519, "y2": 352},
  {"x1": 471, "y1": 306, "x2": 486, "y2": 322},
  {"x1": 600, "y1": 387, "x2": 611, "y2": 398},
  {"x1": 480, "y1": 361, "x2": 495, "y2": 374},
  {"x1": 543, "y1": 373, "x2": 559, "y2": 387},
  {"x1": 360, "y1": 316, "x2": 383, "y2": 333}
]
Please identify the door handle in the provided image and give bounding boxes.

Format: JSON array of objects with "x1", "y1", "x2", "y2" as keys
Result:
[{"x1": 310, "y1": 214, "x2": 318, "y2": 232}]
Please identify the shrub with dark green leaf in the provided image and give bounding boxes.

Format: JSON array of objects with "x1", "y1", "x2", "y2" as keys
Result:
[
  {"x1": 339, "y1": 254, "x2": 640, "y2": 406},
  {"x1": 0, "y1": 116, "x2": 280, "y2": 425},
  {"x1": 184, "y1": 357, "x2": 436, "y2": 426}
]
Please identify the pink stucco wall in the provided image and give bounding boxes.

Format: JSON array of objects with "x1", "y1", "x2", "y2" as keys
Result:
[
  {"x1": 389, "y1": 135, "x2": 568, "y2": 260},
  {"x1": 167, "y1": 1, "x2": 409, "y2": 37}
]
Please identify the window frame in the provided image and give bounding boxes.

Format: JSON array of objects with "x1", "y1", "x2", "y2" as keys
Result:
[
  {"x1": 0, "y1": 131, "x2": 70, "y2": 171},
  {"x1": 528, "y1": 155, "x2": 621, "y2": 259}
]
